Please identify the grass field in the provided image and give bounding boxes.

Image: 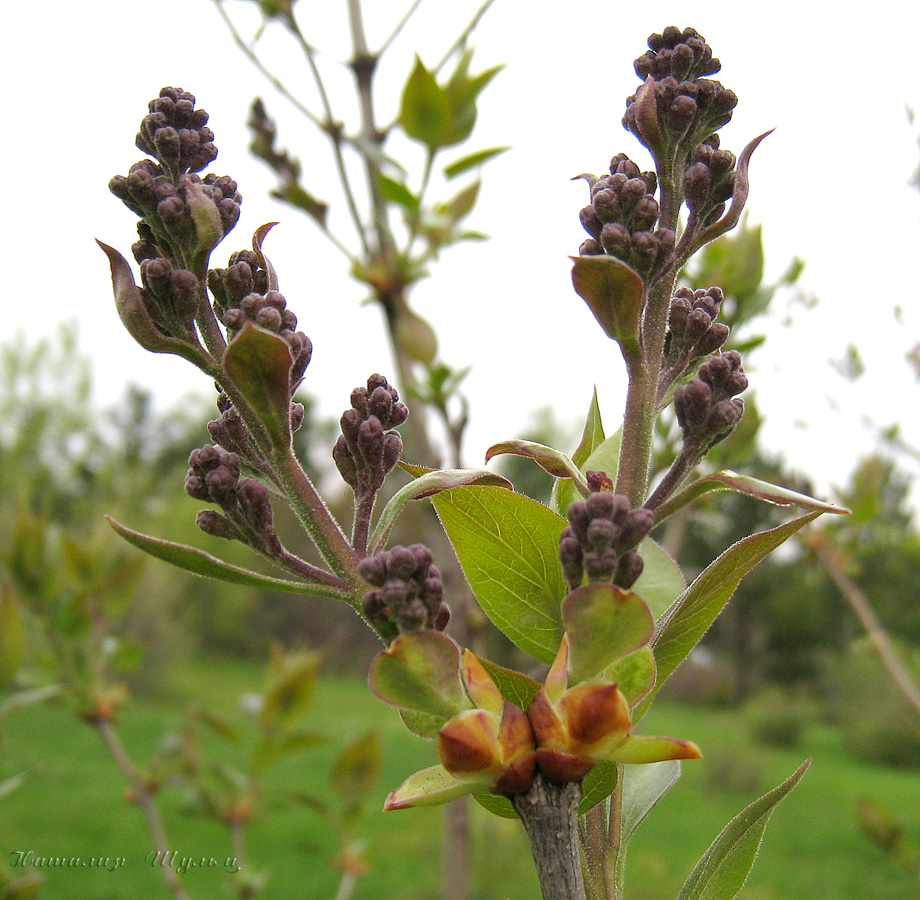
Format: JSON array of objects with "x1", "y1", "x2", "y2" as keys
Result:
[{"x1": 1, "y1": 655, "x2": 918, "y2": 900}]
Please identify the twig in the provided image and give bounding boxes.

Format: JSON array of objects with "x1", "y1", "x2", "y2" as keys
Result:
[
  {"x1": 211, "y1": 0, "x2": 326, "y2": 131},
  {"x1": 809, "y1": 531, "x2": 920, "y2": 717},
  {"x1": 378, "y1": 0, "x2": 426, "y2": 57},
  {"x1": 96, "y1": 720, "x2": 191, "y2": 900}
]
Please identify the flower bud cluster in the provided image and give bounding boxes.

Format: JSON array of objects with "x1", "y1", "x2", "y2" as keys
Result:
[
  {"x1": 206, "y1": 392, "x2": 306, "y2": 469},
  {"x1": 109, "y1": 160, "x2": 241, "y2": 264},
  {"x1": 559, "y1": 491, "x2": 654, "y2": 592},
  {"x1": 185, "y1": 445, "x2": 281, "y2": 554},
  {"x1": 109, "y1": 88, "x2": 240, "y2": 275},
  {"x1": 358, "y1": 544, "x2": 449, "y2": 642},
  {"x1": 333, "y1": 375, "x2": 408, "y2": 497},
  {"x1": 578, "y1": 154, "x2": 676, "y2": 280},
  {"x1": 135, "y1": 87, "x2": 218, "y2": 178},
  {"x1": 221, "y1": 286, "x2": 313, "y2": 390},
  {"x1": 674, "y1": 350, "x2": 747, "y2": 451},
  {"x1": 208, "y1": 250, "x2": 269, "y2": 319},
  {"x1": 624, "y1": 28, "x2": 737, "y2": 158},
  {"x1": 664, "y1": 286, "x2": 729, "y2": 368},
  {"x1": 683, "y1": 137, "x2": 737, "y2": 225},
  {"x1": 137, "y1": 257, "x2": 200, "y2": 341}
]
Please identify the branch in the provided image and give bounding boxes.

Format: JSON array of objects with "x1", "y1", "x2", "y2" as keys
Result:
[{"x1": 808, "y1": 531, "x2": 920, "y2": 717}]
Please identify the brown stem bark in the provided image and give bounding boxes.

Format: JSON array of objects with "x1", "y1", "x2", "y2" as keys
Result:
[{"x1": 513, "y1": 774, "x2": 587, "y2": 900}]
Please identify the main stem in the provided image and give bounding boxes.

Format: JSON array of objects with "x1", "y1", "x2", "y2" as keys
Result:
[{"x1": 513, "y1": 774, "x2": 587, "y2": 900}]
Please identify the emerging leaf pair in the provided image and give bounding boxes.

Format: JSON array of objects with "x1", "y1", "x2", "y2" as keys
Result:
[{"x1": 371, "y1": 583, "x2": 700, "y2": 812}]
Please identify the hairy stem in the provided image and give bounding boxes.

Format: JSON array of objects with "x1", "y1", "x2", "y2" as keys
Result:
[
  {"x1": 513, "y1": 774, "x2": 587, "y2": 900},
  {"x1": 272, "y1": 450, "x2": 359, "y2": 583}
]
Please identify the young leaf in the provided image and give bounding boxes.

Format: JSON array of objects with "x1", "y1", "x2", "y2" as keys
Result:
[
  {"x1": 640, "y1": 511, "x2": 823, "y2": 718},
  {"x1": 444, "y1": 146, "x2": 510, "y2": 180},
  {"x1": 620, "y1": 759, "x2": 681, "y2": 843},
  {"x1": 602, "y1": 647, "x2": 656, "y2": 708},
  {"x1": 653, "y1": 470, "x2": 849, "y2": 524},
  {"x1": 579, "y1": 760, "x2": 618, "y2": 815},
  {"x1": 369, "y1": 631, "x2": 472, "y2": 724},
  {"x1": 472, "y1": 790, "x2": 519, "y2": 819},
  {"x1": 430, "y1": 486, "x2": 569, "y2": 663},
  {"x1": 478, "y1": 658, "x2": 542, "y2": 710},
  {"x1": 552, "y1": 390, "x2": 605, "y2": 516},
  {"x1": 222, "y1": 321, "x2": 293, "y2": 450},
  {"x1": 369, "y1": 468, "x2": 512, "y2": 554},
  {"x1": 260, "y1": 652, "x2": 320, "y2": 731},
  {"x1": 400, "y1": 57, "x2": 450, "y2": 150},
  {"x1": 553, "y1": 430, "x2": 621, "y2": 519},
  {"x1": 676, "y1": 760, "x2": 810, "y2": 900},
  {"x1": 485, "y1": 440, "x2": 589, "y2": 488},
  {"x1": 377, "y1": 173, "x2": 420, "y2": 212},
  {"x1": 106, "y1": 517, "x2": 358, "y2": 605},
  {"x1": 562, "y1": 585, "x2": 654, "y2": 686},
  {"x1": 632, "y1": 538, "x2": 686, "y2": 622},
  {"x1": 571, "y1": 255, "x2": 645, "y2": 356},
  {"x1": 331, "y1": 731, "x2": 381, "y2": 805},
  {"x1": 384, "y1": 764, "x2": 478, "y2": 810}
]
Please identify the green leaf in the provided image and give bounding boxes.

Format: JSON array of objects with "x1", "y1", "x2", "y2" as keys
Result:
[
  {"x1": 562, "y1": 584, "x2": 654, "y2": 686},
  {"x1": 438, "y1": 181, "x2": 480, "y2": 222},
  {"x1": 223, "y1": 321, "x2": 292, "y2": 450},
  {"x1": 579, "y1": 760, "x2": 618, "y2": 815},
  {"x1": 553, "y1": 430, "x2": 622, "y2": 518},
  {"x1": 106, "y1": 518, "x2": 357, "y2": 605},
  {"x1": 370, "y1": 468, "x2": 512, "y2": 554},
  {"x1": 473, "y1": 790, "x2": 519, "y2": 819},
  {"x1": 260, "y1": 652, "x2": 320, "y2": 730},
  {"x1": 400, "y1": 57, "x2": 450, "y2": 149},
  {"x1": 478, "y1": 658, "x2": 542, "y2": 710},
  {"x1": 430, "y1": 486, "x2": 568, "y2": 663},
  {"x1": 377, "y1": 173, "x2": 420, "y2": 212},
  {"x1": 444, "y1": 146, "x2": 510, "y2": 180},
  {"x1": 654, "y1": 470, "x2": 849, "y2": 524},
  {"x1": 331, "y1": 731, "x2": 381, "y2": 804},
  {"x1": 369, "y1": 631, "x2": 472, "y2": 724},
  {"x1": 640, "y1": 512, "x2": 823, "y2": 719},
  {"x1": 621, "y1": 759, "x2": 681, "y2": 843},
  {"x1": 486, "y1": 440, "x2": 589, "y2": 487},
  {"x1": 0, "y1": 583, "x2": 25, "y2": 686},
  {"x1": 384, "y1": 764, "x2": 478, "y2": 810},
  {"x1": 442, "y1": 50, "x2": 503, "y2": 146},
  {"x1": 571, "y1": 255, "x2": 645, "y2": 355},
  {"x1": 552, "y1": 389, "x2": 605, "y2": 516},
  {"x1": 249, "y1": 730, "x2": 327, "y2": 771},
  {"x1": 606, "y1": 760, "x2": 682, "y2": 882},
  {"x1": 632, "y1": 538, "x2": 686, "y2": 622},
  {"x1": 676, "y1": 760, "x2": 810, "y2": 900},
  {"x1": 602, "y1": 646, "x2": 656, "y2": 708}
]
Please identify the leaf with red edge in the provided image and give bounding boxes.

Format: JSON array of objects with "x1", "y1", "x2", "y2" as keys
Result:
[
  {"x1": 370, "y1": 468, "x2": 512, "y2": 553},
  {"x1": 486, "y1": 440, "x2": 589, "y2": 489},
  {"x1": 384, "y1": 765, "x2": 477, "y2": 810}
]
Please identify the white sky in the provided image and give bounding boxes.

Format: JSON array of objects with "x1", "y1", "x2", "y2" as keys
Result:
[{"x1": 6, "y1": 1, "x2": 920, "y2": 500}]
